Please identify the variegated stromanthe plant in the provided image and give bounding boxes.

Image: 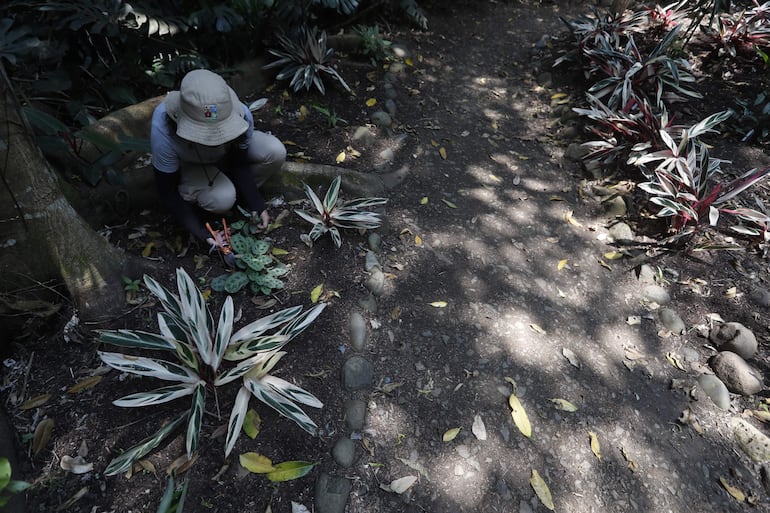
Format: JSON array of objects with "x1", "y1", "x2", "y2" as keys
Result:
[
  {"x1": 296, "y1": 175, "x2": 387, "y2": 248},
  {"x1": 97, "y1": 268, "x2": 325, "y2": 476}
]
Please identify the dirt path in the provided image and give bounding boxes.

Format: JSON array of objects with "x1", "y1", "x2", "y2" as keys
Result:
[{"x1": 342, "y1": 2, "x2": 766, "y2": 512}]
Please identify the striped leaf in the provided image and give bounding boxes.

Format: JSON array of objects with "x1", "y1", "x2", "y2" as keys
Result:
[
  {"x1": 229, "y1": 305, "x2": 303, "y2": 345},
  {"x1": 176, "y1": 268, "x2": 214, "y2": 367},
  {"x1": 259, "y1": 374, "x2": 323, "y2": 408},
  {"x1": 113, "y1": 383, "x2": 197, "y2": 408},
  {"x1": 186, "y1": 383, "x2": 206, "y2": 457},
  {"x1": 97, "y1": 329, "x2": 176, "y2": 351},
  {"x1": 172, "y1": 341, "x2": 199, "y2": 372},
  {"x1": 104, "y1": 412, "x2": 187, "y2": 476},
  {"x1": 157, "y1": 312, "x2": 190, "y2": 344},
  {"x1": 244, "y1": 351, "x2": 286, "y2": 381},
  {"x1": 212, "y1": 296, "x2": 234, "y2": 370},
  {"x1": 339, "y1": 197, "x2": 387, "y2": 209},
  {"x1": 277, "y1": 303, "x2": 326, "y2": 342},
  {"x1": 244, "y1": 377, "x2": 318, "y2": 436},
  {"x1": 322, "y1": 176, "x2": 341, "y2": 212},
  {"x1": 224, "y1": 334, "x2": 291, "y2": 361},
  {"x1": 309, "y1": 222, "x2": 328, "y2": 241},
  {"x1": 224, "y1": 386, "x2": 251, "y2": 458},
  {"x1": 98, "y1": 352, "x2": 199, "y2": 383},
  {"x1": 294, "y1": 209, "x2": 323, "y2": 226},
  {"x1": 143, "y1": 275, "x2": 185, "y2": 326},
  {"x1": 303, "y1": 183, "x2": 325, "y2": 216},
  {"x1": 214, "y1": 351, "x2": 284, "y2": 386},
  {"x1": 329, "y1": 226, "x2": 342, "y2": 248}
]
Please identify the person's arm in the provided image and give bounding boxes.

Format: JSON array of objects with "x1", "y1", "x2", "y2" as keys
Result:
[
  {"x1": 153, "y1": 167, "x2": 210, "y2": 241},
  {"x1": 224, "y1": 136, "x2": 268, "y2": 228}
]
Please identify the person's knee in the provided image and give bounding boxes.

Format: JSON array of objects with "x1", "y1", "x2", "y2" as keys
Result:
[{"x1": 199, "y1": 183, "x2": 236, "y2": 213}]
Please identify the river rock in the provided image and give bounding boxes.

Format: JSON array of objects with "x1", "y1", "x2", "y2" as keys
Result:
[
  {"x1": 349, "y1": 312, "x2": 366, "y2": 352},
  {"x1": 344, "y1": 399, "x2": 367, "y2": 431},
  {"x1": 602, "y1": 195, "x2": 627, "y2": 217},
  {"x1": 608, "y1": 222, "x2": 634, "y2": 242},
  {"x1": 659, "y1": 308, "x2": 685, "y2": 334},
  {"x1": 710, "y1": 351, "x2": 763, "y2": 396},
  {"x1": 749, "y1": 287, "x2": 770, "y2": 307},
  {"x1": 643, "y1": 284, "x2": 671, "y2": 305},
  {"x1": 315, "y1": 472, "x2": 351, "y2": 513},
  {"x1": 332, "y1": 437, "x2": 356, "y2": 468},
  {"x1": 342, "y1": 356, "x2": 374, "y2": 391},
  {"x1": 365, "y1": 267, "x2": 386, "y2": 296},
  {"x1": 710, "y1": 322, "x2": 757, "y2": 360},
  {"x1": 697, "y1": 374, "x2": 730, "y2": 410},
  {"x1": 364, "y1": 251, "x2": 380, "y2": 272}
]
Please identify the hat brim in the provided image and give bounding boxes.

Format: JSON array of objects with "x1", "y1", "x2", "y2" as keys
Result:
[{"x1": 166, "y1": 88, "x2": 248, "y2": 146}]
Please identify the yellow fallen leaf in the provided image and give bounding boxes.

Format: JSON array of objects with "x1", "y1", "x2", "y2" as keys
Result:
[
  {"x1": 563, "y1": 210, "x2": 582, "y2": 226},
  {"x1": 549, "y1": 398, "x2": 578, "y2": 412},
  {"x1": 604, "y1": 251, "x2": 623, "y2": 260},
  {"x1": 415, "y1": 235, "x2": 423, "y2": 246},
  {"x1": 431, "y1": 139, "x2": 439, "y2": 147},
  {"x1": 201, "y1": 289, "x2": 212, "y2": 300},
  {"x1": 598, "y1": 259, "x2": 612, "y2": 271},
  {"x1": 666, "y1": 352, "x2": 686, "y2": 371},
  {"x1": 391, "y1": 306, "x2": 401, "y2": 320},
  {"x1": 243, "y1": 409, "x2": 261, "y2": 439},
  {"x1": 530, "y1": 469, "x2": 554, "y2": 510},
  {"x1": 141, "y1": 241, "x2": 154, "y2": 257},
  {"x1": 405, "y1": 57, "x2": 414, "y2": 66},
  {"x1": 298, "y1": 105, "x2": 309, "y2": 121},
  {"x1": 67, "y1": 376, "x2": 102, "y2": 394},
  {"x1": 429, "y1": 301, "x2": 447, "y2": 308},
  {"x1": 442, "y1": 199, "x2": 457, "y2": 208},
  {"x1": 20, "y1": 393, "x2": 52, "y2": 410},
  {"x1": 335, "y1": 151, "x2": 346, "y2": 163},
  {"x1": 239, "y1": 452, "x2": 275, "y2": 473},
  {"x1": 509, "y1": 394, "x2": 532, "y2": 438},
  {"x1": 366, "y1": 98, "x2": 377, "y2": 107},
  {"x1": 549, "y1": 195, "x2": 564, "y2": 201},
  {"x1": 529, "y1": 323, "x2": 546, "y2": 335},
  {"x1": 420, "y1": 196, "x2": 429, "y2": 204},
  {"x1": 589, "y1": 431, "x2": 602, "y2": 460},
  {"x1": 282, "y1": 140, "x2": 297, "y2": 146},
  {"x1": 621, "y1": 446, "x2": 638, "y2": 472},
  {"x1": 310, "y1": 284, "x2": 323, "y2": 303},
  {"x1": 442, "y1": 427, "x2": 461, "y2": 442},
  {"x1": 270, "y1": 247, "x2": 289, "y2": 256},
  {"x1": 439, "y1": 147, "x2": 447, "y2": 160},
  {"x1": 719, "y1": 477, "x2": 746, "y2": 502},
  {"x1": 557, "y1": 259, "x2": 568, "y2": 270},
  {"x1": 725, "y1": 286, "x2": 737, "y2": 298},
  {"x1": 753, "y1": 410, "x2": 770, "y2": 423}
]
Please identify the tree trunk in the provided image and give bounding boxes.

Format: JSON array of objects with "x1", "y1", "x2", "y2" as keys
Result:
[{"x1": 0, "y1": 72, "x2": 130, "y2": 321}]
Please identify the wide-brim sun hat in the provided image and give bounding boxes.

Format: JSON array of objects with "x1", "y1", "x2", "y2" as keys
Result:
[{"x1": 165, "y1": 69, "x2": 248, "y2": 146}]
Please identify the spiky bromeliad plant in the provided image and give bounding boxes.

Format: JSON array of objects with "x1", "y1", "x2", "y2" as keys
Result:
[
  {"x1": 96, "y1": 268, "x2": 325, "y2": 476},
  {"x1": 263, "y1": 26, "x2": 350, "y2": 95},
  {"x1": 295, "y1": 176, "x2": 387, "y2": 248}
]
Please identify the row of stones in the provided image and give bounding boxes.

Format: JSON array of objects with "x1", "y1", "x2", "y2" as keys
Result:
[{"x1": 314, "y1": 233, "x2": 385, "y2": 513}]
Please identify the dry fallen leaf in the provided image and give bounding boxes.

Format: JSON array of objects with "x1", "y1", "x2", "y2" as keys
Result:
[
  {"x1": 20, "y1": 393, "x2": 52, "y2": 410},
  {"x1": 621, "y1": 446, "x2": 638, "y2": 472},
  {"x1": 725, "y1": 286, "x2": 738, "y2": 298},
  {"x1": 442, "y1": 199, "x2": 458, "y2": 208},
  {"x1": 387, "y1": 475, "x2": 418, "y2": 494},
  {"x1": 415, "y1": 235, "x2": 423, "y2": 246},
  {"x1": 529, "y1": 323, "x2": 546, "y2": 335},
  {"x1": 562, "y1": 347, "x2": 581, "y2": 368},
  {"x1": 508, "y1": 394, "x2": 532, "y2": 438},
  {"x1": 557, "y1": 259, "x2": 568, "y2": 270},
  {"x1": 563, "y1": 210, "x2": 583, "y2": 227},
  {"x1": 665, "y1": 352, "x2": 686, "y2": 371},
  {"x1": 67, "y1": 376, "x2": 102, "y2": 394},
  {"x1": 420, "y1": 196, "x2": 429, "y2": 204},
  {"x1": 60, "y1": 455, "x2": 93, "y2": 474},
  {"x1": 310, "y1": 284, "x2": 323, "y2": 303},
  {"x1": 439, "y1": 147, "x2": 448, "y2": 159},
  {"x1": 719, "y1": 477, "x2": 746, "y2": 502},
  {"x1": 589, "y1": 431, "x2": 602, "y2": 460},
  {"x1": 33, "y1": 418, "x2": 54, "y2": 457},
  {"x1": 366, "y1": 98, "x2": 377, "y2": 107},
  {"x1": 471, "y1": 414, "x2": 487, "y2": 440},
  {"x1": 442, "y1": 427, "x2": 461, "y2": 442},
  {"x1": 549, "y1": 398, "x2": 578, "y2": 412},
  {"x1": 429, "y1": 301, "x2": 447, "y2": 308},
  {"x1": 530, "y1": 469, "x2": 555, "y2": 511},
  {"x1": 335, "y1": 151, "x2": 346, "y2": 163}
]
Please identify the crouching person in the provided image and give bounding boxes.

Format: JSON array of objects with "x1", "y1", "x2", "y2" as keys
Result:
[{"x1": 150, "y1": 68, "x2": 286, "y2": 263}]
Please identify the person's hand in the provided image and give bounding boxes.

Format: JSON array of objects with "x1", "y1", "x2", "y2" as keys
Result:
[
  {"x1": 251, "y1": 210, "x2": 270, "y2": 232},
  {"x1": 206, "y1": 229, "x2": 236, "y2": 267}
]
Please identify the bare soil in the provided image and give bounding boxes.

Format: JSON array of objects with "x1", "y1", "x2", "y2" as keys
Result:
[{"x1": 4, "y1": 1, "x2": 770, "y2": 513}]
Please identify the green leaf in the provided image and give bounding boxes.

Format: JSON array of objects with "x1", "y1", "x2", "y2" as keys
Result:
[
  {"x1": 323, "y1": 176, "x2": 342, "y2": 212},
  {"x1": 210, "y1": 274, "x2": 229, "y2": 292},
  {"x1": 266, "y1": 461, "x2": 316, "y2": 482},
  {"x1": 0, "y1": 458, "x2": 10, "y2": 491},
  {"x1": 97, "y1": 329, "x2": 177, "y2": 351},
  {"x1": 224, "y1": 272, "x2": 249, "y2": 293},
  {"x1": 243, "y1": 409, "x2": 261, "y2": 439}
]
